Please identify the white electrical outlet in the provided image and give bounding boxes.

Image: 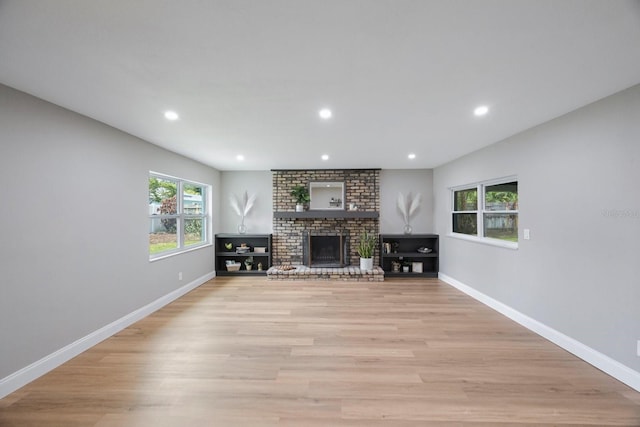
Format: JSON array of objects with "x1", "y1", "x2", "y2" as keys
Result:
[
  {"x1": 524, "y1": 229, "x2": 530, "y2": 240},
  {"x1": 178, "y1": 272, "x2": 183, "y2": 281},
  {"x1": 637, "y1": 340, "x2": 640, "y2": 357}
]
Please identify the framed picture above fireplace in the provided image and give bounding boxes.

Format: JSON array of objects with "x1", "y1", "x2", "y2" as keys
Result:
[{"x1": 309, "y1": 181, "x2": 345, "y2": 210}]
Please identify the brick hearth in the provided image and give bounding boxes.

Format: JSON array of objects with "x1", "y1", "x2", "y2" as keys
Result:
[{"x1": 267, "y1": 266, "x2": 384, "y2": 281}]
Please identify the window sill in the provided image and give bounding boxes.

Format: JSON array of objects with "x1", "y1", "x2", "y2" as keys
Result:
[
  {"x1": 447, "y1": 233, "x2": 518, "y2": 250},
  {"x1": 149, "y1": 242, "x2": 212, "y2": 262}
]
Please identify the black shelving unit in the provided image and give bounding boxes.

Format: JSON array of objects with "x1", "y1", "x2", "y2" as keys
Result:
[
  {"x1": 379, "y1": 234, "x2": 439, "y2": 278},
  {"x1": 215, "y1": 233, "x2": 272, "y2": 276}
]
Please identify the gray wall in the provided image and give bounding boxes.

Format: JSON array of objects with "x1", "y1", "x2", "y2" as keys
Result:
[
  {"x1": 380, "y1": 169, "x2": 434, "y2": 234},
  {"x1": 219, "y1": 171, "x2": 273, "y2": 234},
  {"x1": 433, "y1": 84, "x2": 640, "y2": 372},
  {"x1": 0, "y1": 84, "x2": 220, "y2": 380}
]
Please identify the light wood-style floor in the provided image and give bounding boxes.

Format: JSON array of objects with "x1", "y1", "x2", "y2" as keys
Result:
[{"x1": 1, "y1": 277, "x2": 639, "y2": 426}]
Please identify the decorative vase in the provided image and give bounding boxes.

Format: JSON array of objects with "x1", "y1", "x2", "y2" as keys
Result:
[
  {"x1": 295, "y1": 204, "x2": 304, "y2": 212},
  {"x1": 403, "y1": 223, "x2": 413, "y2": 235},
  {"x1": 360, "y1": 257, "x2": 373, "y2": 271},
  {"x1": 391, "y1": 261, "x2": 401, "y2": 272},
  {"x1": 245, "y1": 263, "x2": 252, "y2": 271},
  {"x1": 238, "y1": 216, "x2": 247, "y2": 234}
]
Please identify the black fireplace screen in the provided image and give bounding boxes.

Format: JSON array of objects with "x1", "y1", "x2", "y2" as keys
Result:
[{"x1": 303, "y1": 231, "x2": 349, "y2": 267}]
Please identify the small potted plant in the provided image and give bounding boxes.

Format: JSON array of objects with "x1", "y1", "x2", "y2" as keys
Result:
[
  {"x1": 290, "y1": 185, "x2": 310, "y2": 212},
  {"x1": 244, "y1": 256, "x2": 254, "y2": 271},
  {"x1": 357, "y1": 231, "x2": 377, "y2": 271},
  {"x1": 402, "y1": 260, "x2": 411, "y2": 273}
]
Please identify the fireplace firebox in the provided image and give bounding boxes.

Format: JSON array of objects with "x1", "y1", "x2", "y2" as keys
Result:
[{"x1": 303, "y1": 230, "x2": 349, "y2": 267}]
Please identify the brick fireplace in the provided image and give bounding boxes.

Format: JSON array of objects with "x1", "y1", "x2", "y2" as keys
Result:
[{"x1": 272, "y1": 169, "x2": 380, "y2": 267}]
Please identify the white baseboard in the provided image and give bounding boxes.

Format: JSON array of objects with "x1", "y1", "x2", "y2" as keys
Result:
[
  {"x1": 439, "y1": 272, "x2": 640, "y2": 392},
  {"x1": 0, "y1": 271, "x2": 216, "y2": 399}
]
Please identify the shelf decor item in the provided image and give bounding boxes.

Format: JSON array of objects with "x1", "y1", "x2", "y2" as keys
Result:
[
  {"x1": 244, "y1": 256, "x2": 254, "y2": 271},
  {"x1": 357, "y1": 230, "x2": 377, "y2": 271},
  {"x1": 225, "y1": 260, "x2": 241, "y2": 272},
  {"x1": 236, "y1": 244, "x2": 250, "y2": 254},
  {"x1": 230, "y1": 190, "x2": 256, "y2": 234},
  {"x1": 290, "y1": 185, "x2": 310, "y2": 212},
  {"x1": 412, "y1": 262, "x2": 423, "y2": 273},
  {"x1": 397, "y1": 192, "x2": 421, "y2": 234},
  {"x1": 402, "y1": 260, "x2": 411, "y2": 273}
]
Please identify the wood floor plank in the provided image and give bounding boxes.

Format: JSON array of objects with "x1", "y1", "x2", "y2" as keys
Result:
[{"x1": 1, "y1": 277, "x2": 639, "y2": 426}]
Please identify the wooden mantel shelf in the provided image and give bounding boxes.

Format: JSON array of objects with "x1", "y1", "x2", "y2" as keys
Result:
[{"x1": 273, "y1": 210, "x2": 379, "y2": 219}]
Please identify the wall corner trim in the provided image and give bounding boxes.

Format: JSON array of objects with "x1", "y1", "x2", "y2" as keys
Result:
[
  {"x1": 438, "y1": 272, "x2": 640, "y2": 393},
  {"x1": 0, "y1": 270, "x2": 216, "y2": 399}
]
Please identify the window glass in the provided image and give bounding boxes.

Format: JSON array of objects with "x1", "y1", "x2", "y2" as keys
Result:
[
  {"x1": 149, "y1": 177, "x2": 178, "y2": 213},
  {"x1": 484, "y1": 213, "x2": 518, "y2": 242},
  {"x1": 485, "y1": 181, "x2": 518, "y2": 211},
  {"x1": 184, "y1": 218, "x2": 205, "y2": 247},
  {"x1": 149, "y1": 218, "x2": 178, "y2": 254},
  {"x1": 183, "y1": 183, "x2": 204, "y2": 214},
  {"x1": 452, "y1": 213, "x2": 477, "y2": 236},
  {"x1": 454, "y1": 188, "x2": 477, "y2": 211}
]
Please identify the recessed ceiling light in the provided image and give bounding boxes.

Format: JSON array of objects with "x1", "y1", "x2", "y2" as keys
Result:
[
  {"x1": 164, "y1": 110, "x2": 179, "y2": 121},
  {"x1": 236, "y1": 154, "x2": 244, "y2": 161},
  {"x1": 319, "y1": 108, "x2": 332, "y2": 119},
  {"x1": 474, "y1": 105, "x2": 489, "y2": 116},
  {"x1": 408, "y1": 153, "x2": 416, "y2": 160},
  {"x1": 321, "y1": 154, "x2": 329, "y2": 161}
]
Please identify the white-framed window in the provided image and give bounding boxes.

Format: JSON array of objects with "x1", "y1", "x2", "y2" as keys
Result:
[
  {"x1": 149, "y1": 172, "x2": 211, "y2": 260},
  {"x1": 451, "y1": 177, "x2": 518, "y2": 248}
]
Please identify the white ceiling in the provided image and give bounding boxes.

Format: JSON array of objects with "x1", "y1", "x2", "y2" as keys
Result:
[{"x1": 1, "y1": 1, "x2": 639, "y2": 171}]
